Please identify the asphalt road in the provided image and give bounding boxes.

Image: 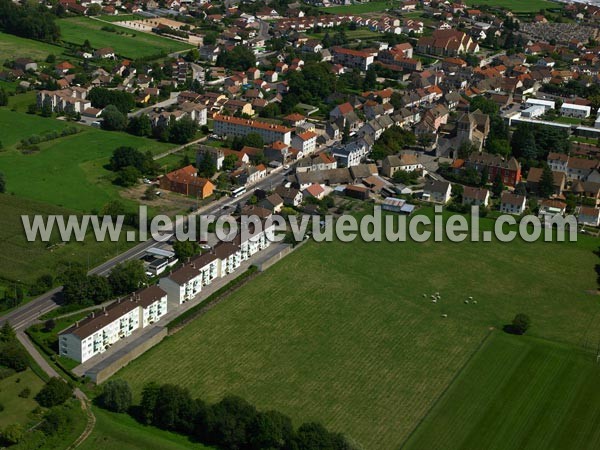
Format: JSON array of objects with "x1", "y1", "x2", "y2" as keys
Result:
[{"x1": 0, "y1": 165, "x2": 290, "y2": 331}]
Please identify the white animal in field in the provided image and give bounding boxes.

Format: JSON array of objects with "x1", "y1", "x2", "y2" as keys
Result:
[
  {"x1": 423, "y1": 294, "x2": 427, "y2": 298},
  {"x1": 464, "y1": 300, "x2": 469, "y2": 304},
  {"x1": 469, "y1": 296, "x2": 473, "y2": 300},
  {"x1": 441, "y1": 314, "x2": 448, "y2": 318},
  {"x1": 432, "y1": 299, "x2": 437, "y2": 303},
  {"x1": 473, "y1": 300, "x2": 478, "y2": 304}
]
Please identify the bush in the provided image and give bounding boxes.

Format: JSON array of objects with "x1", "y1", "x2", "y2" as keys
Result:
[
  {"x1": 510, "y1": 313, "x2": 531, "y2": 335},
  {"x1": 35, "y1": 378, "x2": 72, "y2": 407},
  {"x1": 18, "y1": 387, "x2": 31, "y2": 398},
  {"x1": 0, "y1": 367, "x2": 15, "y2": 381},
  {"x1": 99, "y1": 379, "x2": 132, "y2": 413},
  {"x1": 0, "y1": 342, "x2": 28, "y2": 372}
]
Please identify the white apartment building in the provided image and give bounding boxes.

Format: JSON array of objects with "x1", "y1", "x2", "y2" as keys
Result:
[
  {"x1": 159, "y1": 263, "x2": 203, "y2": 305},
  {"x1": 560, "y1": 103, "x2": 591, "y2": 118},
  {"x1": 58, "y1": 285, "x2": 168, "y2": 363},
  {"x1": 37, "y1": 88, "x2": 91, "y2": 114},
  {"x1": 214, "y1": 242, "x2": 242, "y2": 277},
  {"x1": 524, "y1": 98, "x2": 555, "y2": 111},
  {"x1": 190, "y1": 252, "x2": 219, "y2": 287},
  {"x1": 213, "y1": 114, "x2": 293, "y2": 145},
  {"x1": 292, "y1": 131, "x2": 318, "y2": 155}
]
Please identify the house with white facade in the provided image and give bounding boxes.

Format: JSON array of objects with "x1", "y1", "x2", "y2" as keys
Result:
[
  {"x1": 462, "y1": 186, "x2": 490, "y2": 207},
  {"x1": 500, "y1": 192, "x2": 526, "y2": 215},
  {"x1": 547, "y1": 152, "x2": 569, "y2": 173},
  {"x1": 577, "y1": 206, "x2": 600, "y2": 226},
  {"x1": 190, "y1": 252, "x2": 219, "y2": 287},
  {"x1": 422, "y1": 180, "x2": 452, "y2": 204},
  {"x1": 58, "y1": 285, "x2": 168, "y2": 363}
]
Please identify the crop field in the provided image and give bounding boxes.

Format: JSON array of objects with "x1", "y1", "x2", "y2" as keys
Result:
[
  {"x1": 465, "y1": 0, "x2": 560, "y2": 13},
  {"x1": 0, "y1": 194, "x2": 138, "y2": 284},
  {"x1": 404, "y1": 333, "x2": 600, "y2": 450},
  {"x1": 57, "y1": 17, "x2": 193, "y2": 59},
  {"x1": 0, "y1": 32, "x2": 64, "y2": 61},
  {"x1": 0, "y1": 109, "x2": 171, "y2": 212},
  {"x1": 117, "y1": 212, "x2": 600, "y2": 449}
]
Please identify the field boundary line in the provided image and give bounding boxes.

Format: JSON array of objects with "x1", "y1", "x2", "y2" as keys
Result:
[{"x1": 399, "y1": 328, "x2": 495, "y2": 449}]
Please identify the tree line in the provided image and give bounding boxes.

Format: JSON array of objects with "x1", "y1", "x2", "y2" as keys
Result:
[
  {"x1": 0, "y1": 0, "x2": 60, "y2": 43},
  {"x1": 98, "y1": 379, "x2": 357, "y2": 450}
]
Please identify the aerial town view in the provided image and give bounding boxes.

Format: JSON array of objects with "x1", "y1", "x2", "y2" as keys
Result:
[{"x1": 1, "y1": 0, "x2": 600, "y2": 448}]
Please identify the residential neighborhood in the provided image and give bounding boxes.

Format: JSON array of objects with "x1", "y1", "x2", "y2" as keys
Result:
[{"x1": 3, "y1": 0, "x2": 600, "y2": 448}]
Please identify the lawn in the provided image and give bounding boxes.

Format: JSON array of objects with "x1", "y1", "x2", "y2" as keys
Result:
[
  {"x1": 404, "y1": 332, "x2": 600, "y2": 450},
  {"x1": 0, "y1": 32, "x2": 64, "y2": 61},
  {"x1": 554, "y1": 116, "x2": 583, "y2": 125},
  {"x1": 320, "y1": 0, "x2": 394, "y2": 14},
  {"x1": 0, "y1": 368, "x2": 45, "y2": 428},
  {"x1": 58, "y1": 17, "x2": 193, "y2": 59},
  {"x1": 0, "y1": 109, "x2": 172, "y2": 212},
  {"x1": 465, "y1": 0, "x2": 560, "y2": 13},
  {"x1": 308, "y1": 28, "x2": 382, "y2": 40},
  {"x1": 117, "y1": 211, "x2": 600, "y2": 449},
  {"x1": 79, "y1": 407, "x2": 210, "y2": 450}
]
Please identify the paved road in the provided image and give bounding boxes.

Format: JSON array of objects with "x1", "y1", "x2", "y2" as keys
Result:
[
  {"x1": 128, "y1": 92, "x2": 180, "y2": 118},
  {"x1": 0, "y1": 164, "x2": 291, "y2": 332}
]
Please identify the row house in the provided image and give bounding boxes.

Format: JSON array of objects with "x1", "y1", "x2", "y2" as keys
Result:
[
  {"x1": 416, "y1": 29, "x2": 479, "y2": 56},
  {"x1": 59, "y1": 286, "x2": 168, "y2": 363},
  {"x1": 466, "y1": 152, "x2": 522, "y2": 187},
  {"x1": 296, "y1": 153, "x2": 338, "y2": 173}
]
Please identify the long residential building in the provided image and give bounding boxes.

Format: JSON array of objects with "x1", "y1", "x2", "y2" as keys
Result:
[
  {"x1": 213, "y1": 114, "x2": 293, "y2": 145},
  {"x1": 58, "y1": 285, "x2": 168, "y2": 363}
]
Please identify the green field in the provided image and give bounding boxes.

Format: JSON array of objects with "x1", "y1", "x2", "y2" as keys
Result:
[
  {"x1": 0, "y1": 368, "x2": 45, "y2": 428},
  {"x1": 465, "y1": 0, "x2": 560, "y2": 13},
  {"x1": 79, "y1": 407, "x2": 210, "y2": 450},
  {"x1": 0, "y1": 32, "x2": 64, "y2": 62},
  {"x1": 58, "y1": 17, "x2": 193, "y2": 59},
  {"x1": 0, "y1": 194, "x2": 139, "y2": 285},
  {"x1": 0, "y1": 109, "x2": 171, "y2": 211},
  {"x1": 117, "y1": 211, "x2": 600, "y2": 449},
  {"x1": 321, "y1": 0, "x2": 393, "y2": 14},
  {"x1": 404, "y1": 333, "x2": 600, "y2": 450}
]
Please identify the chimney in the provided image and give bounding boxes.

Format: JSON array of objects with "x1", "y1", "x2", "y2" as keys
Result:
[{"x1": 91, "y1": 312, "x2": 94, "y2": 318}]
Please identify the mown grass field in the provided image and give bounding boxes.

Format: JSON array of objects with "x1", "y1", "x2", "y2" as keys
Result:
[
  {"x1": 58, "y1": 17, "x2": 193, "y2": 59},
  {"x1": 117, "y1": 211, "x2": 600, "y2": 449},
  {"x1": 79, "y1": 407, "x2": 210, "y2": 450},
  {"x1": 0, "y1": 368, "x2": 45, "y2": 428},
  {"x1": 404, "y1": 332, "x2": 600, "y2": 450},
  {"x1": 0, "y1": 109, "x2": 171, "y2": 211},
  {"x1": 0, "y1": 32, "x2": 64, "y2": 61},
  {"x1": 465, "y1": 0, "x2": 560, "y2": 13}
]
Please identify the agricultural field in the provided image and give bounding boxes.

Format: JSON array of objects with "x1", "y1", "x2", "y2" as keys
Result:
[
  {"x1": 0, "y1": 108, "x2": 171, "y2": 212},
  {"x1": 404, "y1": 333, "x2": 600, "y2": 450},
  {"x1": 0, "y1": 194, "x2": 137, "y2": 285},
  {"x1": 79, "y1": 408, "x2": 211, "y2": 450},
  {"x1": 0, "y1": 368, "x2": 45, "y2": 428},
  {"x1": 465, "y1": 0, "x2": 560, "y2": 13},
  {"x1": 320, "y1": 0, "x2": 393, "y2": 15},
  {"x1": 117, "y1": 211, "x2": 600, "y2": 449},
  {"x1": 57, "y1": 17, "x2": 193, "y2": 59},
  {"x1": 0, "y1": 32, "x2": 64, "y2": 62}
]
